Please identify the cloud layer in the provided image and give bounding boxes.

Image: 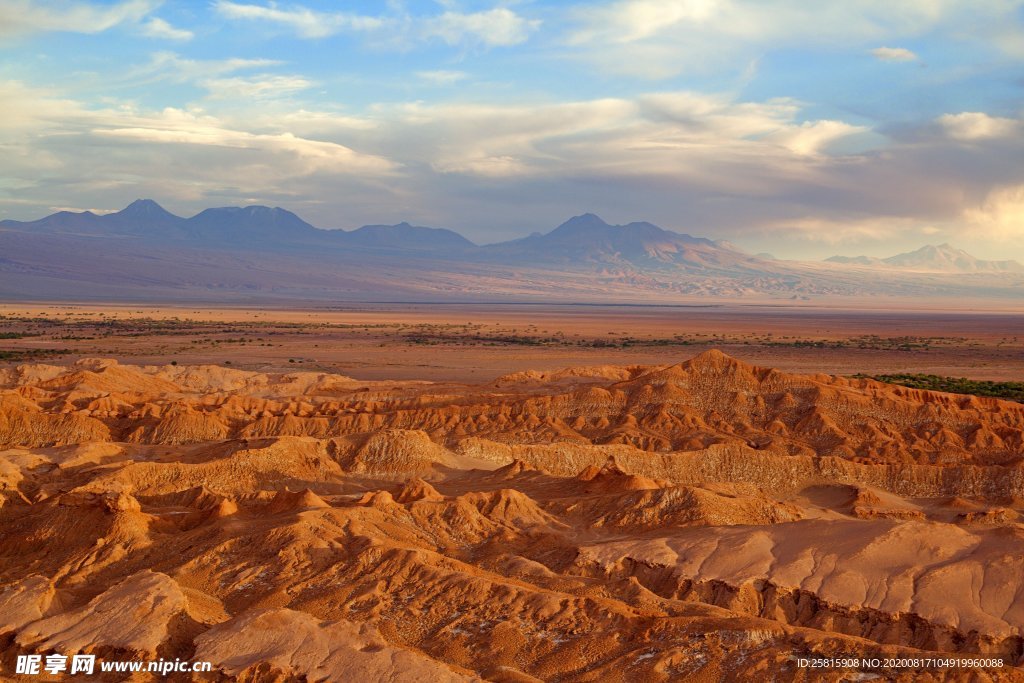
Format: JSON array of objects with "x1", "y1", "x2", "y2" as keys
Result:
[{"x1": 1, "y1": 0, "x2": 1023, "y2": 259}]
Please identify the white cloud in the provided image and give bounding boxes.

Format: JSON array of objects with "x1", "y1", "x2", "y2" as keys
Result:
[
  {"x1": 48, "y1": 206, "x2": 119, "y2": 214},
  {"x1": 201, "y1": 74, "x2": 313, "y2": 99},
  {"x1": 964, "y1": 185, "x2": 1024, "y2": 240},
  {"x1": 127, "y1": 52, "x2": 282, "y2": 86},
  {"x1": 638, "y1": 92, "x2": 801, "y2": 137},
  {"x1": 569, "y1": 0, "x2": 720, "y2": 44},
  {"x1": 416, "y1": 70, "x2": 468, "y2": 85},
  {"x1": 938, "y1": 112, "x2": 1020, "y2": 141},
  {"x1": 870, "y1": 46, "x2": 917, "y2": 61},
  {"x1": 0, "y1": 80, "x2": 85, "y2": 131},
  {"x1": 422, "y1": 8, "x2": 540, "y2": 47},
  {"x1": 213, "y1": 1, "x2": 384, "y2": 38},
  {"x1": 765, "y1": 120, "x2": 868, "y2": 156},
  {"x1": 570, "y1": 0, "x2": 938, "y2": 46},
  {"x1": 763, "y1": 216, "x2": 935, "y2": 245},
  {"x1": 4, "y1": 74, "x2": 1024, "y2": 256},
  {"x1": 96, "y1": 122, "x2": 394, "y2": 175},
  {"x1": 567, "y1": 0, "x2": 1023, "y2": 77},
  {"x1": 213, "y1": 2, "x2": 538, "y2": 49},
  {"x1": 366, "y1": 91, "x2": 866, "y2": 180},
  {"x1": 0, "y1": 80, "x2": 396, "y2": 215},
  {"x1": 141, "y1": 17, "x2": 194, "y2": 41},
  {"x1": 0, "y1": 0, "x2": 157, "y2": 38}
]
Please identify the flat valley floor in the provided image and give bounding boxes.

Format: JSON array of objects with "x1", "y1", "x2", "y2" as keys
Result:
[{"x1": 2, "y1": 301, "x2": 1024, "y2": 382}]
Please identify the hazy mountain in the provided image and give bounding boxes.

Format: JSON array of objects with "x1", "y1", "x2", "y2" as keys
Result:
[
  {"x1": 885, "y1": 244, "x2": 1024, "y2": 272},
  {"x1": 104, "y1": 199, "x2": 188, "y2": 235},
  {"x1": 2, "y1": 208, "x2": 108, "y2": 234},
  {"x1": 827, "y1": 243, "x2": 1024, "y2": 273},
  {"x1": 184, "y1": 206, "x2": 325, "y2": 246},
  {"x1": 0, "y1": 200, "x2": 315, "y2": 245},
  {"x1": 347, "y1": 222, "x2": 476, "y2": 251},
  {"x1": 479, "y1": 213, "x2": 763, "y2": 273},
  {"x1": 0, "y1": 199, "x2": 189, "y2": 238},
  {"x1": 825, "y1": 255, "x2": 884, "y2": 266},
  {"x1": 0, "y1": 201, "x2": 476, "y2": 252},
  {"x1": 2, "y1": 201, "x2": 1022, "y2": 302}
]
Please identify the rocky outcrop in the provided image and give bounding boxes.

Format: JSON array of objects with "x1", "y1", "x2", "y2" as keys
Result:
[{"x1": 1, "y1": 353, "x2": 1022, "y2": 681}]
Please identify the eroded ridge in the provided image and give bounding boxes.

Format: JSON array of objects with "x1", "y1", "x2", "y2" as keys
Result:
[{"x1": 1, "y1": 351, "x2": 1022, "y2": 681}]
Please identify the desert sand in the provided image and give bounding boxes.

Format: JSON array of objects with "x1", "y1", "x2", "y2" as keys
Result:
[
  {"x1": 1, "y1": 349, "x2": 1022, "y2": 681},
  {"x1": 2, "y1": 302, "x2": 1023, "y2": 383}
]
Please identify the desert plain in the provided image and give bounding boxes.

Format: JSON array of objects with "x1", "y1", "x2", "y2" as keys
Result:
[
  {"x1": 3, "y1": 301, "x2": 1024, "y2": 381},
  {"x1": 1, "y1": 302, "x2": 1023, "y2": 681}
]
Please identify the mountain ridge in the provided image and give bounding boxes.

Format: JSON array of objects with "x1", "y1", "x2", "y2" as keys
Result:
[
  {"x1": 826, "y1": 243, "x2": 1024, "y2": 273},
  {"x1": 2, "y1": 200, "x2": 1022, "y2": 302}
]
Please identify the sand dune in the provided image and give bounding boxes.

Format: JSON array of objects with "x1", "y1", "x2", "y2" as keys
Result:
[{"x1": 0, "y1": 351, "x2": 1022, "y2": 680}]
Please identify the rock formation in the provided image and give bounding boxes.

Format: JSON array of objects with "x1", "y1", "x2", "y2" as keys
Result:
[{"x1": 0, "y1": 351, "x2": 1022, "y2": 680}]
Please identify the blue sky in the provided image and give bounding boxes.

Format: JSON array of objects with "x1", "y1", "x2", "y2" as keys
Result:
[{"x1": 1, "y1": 0, "x2": 1023, "y2": 259}]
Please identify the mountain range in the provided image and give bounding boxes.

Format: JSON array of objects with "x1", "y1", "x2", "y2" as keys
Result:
[
  {"x1": 1, "y1": 200, "x2": 1021, "y2": 302},
  {"x1": 826, "y1": 243, "x2": 1024, "y2": 273}
]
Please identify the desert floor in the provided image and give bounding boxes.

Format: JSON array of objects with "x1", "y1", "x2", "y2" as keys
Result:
[
  {"x1": 2, "y1": 302, "x2": 1023, "y2": 382},
  {"x1": 1, "y1": 303, "x2": 1023, "y2": 681}
]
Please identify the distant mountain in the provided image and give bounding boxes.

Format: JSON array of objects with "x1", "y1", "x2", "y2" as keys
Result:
[
  {"x1": 825, "y1": 255, "x2": 883, "y2": 266},
  {"x1": 106, "y1": 199, "x2": 187, "y2": 234},
  {"x1": 826, "y1": 243, "x2": 1024, "y2": 273},
  {"x1": 884, "y1": 244, "x2": 1024, "y2": 272},
  {"x1": 0, "y1": 200, "x2": 316, "y2": 245},
  {"x1": 480, "y1": 213, "x2": 764, "y2": 273},
  {"x1": 2, "y1": 201, "x2": 1022, "y2": 302},
  {"x1": 185, "y1": 206, "x2": 324, "y2": 245},
  {"x1": 347, "y1": 222, "x2": 476, "y2": 251},
  {"x1": 0, "y1": 200, "x2": 470, "y2": 252}
]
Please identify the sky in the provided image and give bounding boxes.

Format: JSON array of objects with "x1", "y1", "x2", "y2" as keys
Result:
[{"x1": 1, "y1": 0, "x2": 1023, "y2": 259}]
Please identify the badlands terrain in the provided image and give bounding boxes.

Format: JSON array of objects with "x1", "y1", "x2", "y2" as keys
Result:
[{"x1": 0, "y1": 345, "x2": 1023, "y2": 681}]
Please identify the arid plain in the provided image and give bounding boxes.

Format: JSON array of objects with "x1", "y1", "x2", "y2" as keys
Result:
[
  {"x1": 1, "y1": 302, "x2": 1023, "y2": 681},
  {"x1": 3, "y1": 302, "x2": 1024, "y2": 381}
]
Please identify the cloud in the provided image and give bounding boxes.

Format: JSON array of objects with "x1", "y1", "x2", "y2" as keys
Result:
[
  {"x1": 201, "y1": 74, "x2": 313, "y2": 99},
  {"x1": 213, "y1": 2, "x2": 538, "y2": 50},
  {"x1": 938, "y1": 112, "x2": 1020, "y2": 141},
  {"x1": 141, "y1": 17, "x2": 194, "y2": 41},
  {"x1": 570, "y1": 0, "x2": 944, "y2": 46},
  {"x1": 95, "y1": 121, "x2": 394, "y2": 175},
  {"x1": 870, "y1": 46, "x2": 917, "y2": 61},
  {"x1": 566, "y1": 0, "x2": 1024, "y2": 77},
  {"x1": 365, "y1": 91, "x2": 866, "y2": 181},
  {"x1": 213, "y1": 0, "x2": 384, "y2": 38},
  {"x1": 126, "y1": 51, "x2": 282, "y2": 86},
  {"x1": 421, "y1": 8, "x2": 540, "y2": 47},
  {"x1": 47, "y1": 206, "x2": 119, "y2": 214},
  {"x1": 0, "y1": 80, "x2": 396, "y2": 218},
  {"x1": 964, "y1": 185, "x2": 1024, "y2": 240},
  {"x1": 416, "y1": 70, "x2": 469, "y2": 85},
  {"x1": 0, "y1": 0, "x2": 156, "y2": 38},
  {"x1": 4, "y1": 73, "x2": 1024, "y2": 256},
  {"x1": 764, "y1": 120, "x2": 868, "y2": 156},
  {"x1": 569, "y1": 0, "x2": 719, "y2": 44},
  {"x1": 762, "y1": 215, "x2": 939, "y2": 245}
]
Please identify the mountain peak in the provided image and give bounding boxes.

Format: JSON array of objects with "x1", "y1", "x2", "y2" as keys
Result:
[
  {"x1": 557, "y1": 213, "x2": 610, "y2": 229},
  {"x1": 119, "y1": 199, "x2": 174, "y2": 217},
  {"x1": 827, "y1": 243, "x2": 1024, "y2": 273},
  {"x1": 347, "y1": 221, "x2": 476, "y2": 250},
  {"x1": 182, "y1": 205, "x2": 318, "y2": 243},
  {"x1": 913, "y1": 243, "x2": 961, "y2": 254}
]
